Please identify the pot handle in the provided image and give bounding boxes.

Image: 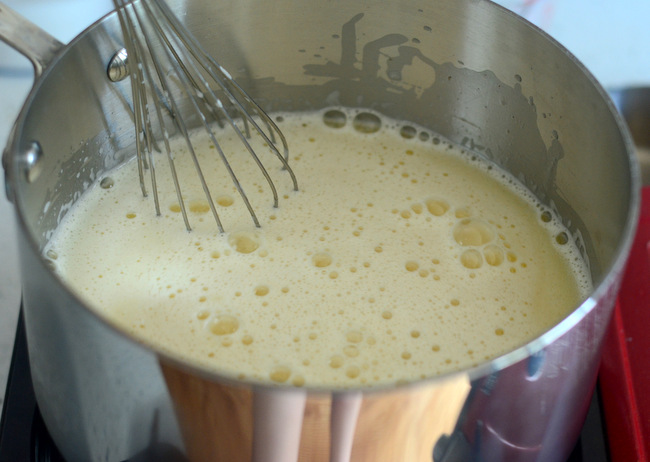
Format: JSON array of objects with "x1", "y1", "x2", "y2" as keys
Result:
[{"x1": 0, "y1": 2, "x2": 64, "y2": 78}]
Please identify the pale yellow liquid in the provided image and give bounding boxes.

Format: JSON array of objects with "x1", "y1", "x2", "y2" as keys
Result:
[{"x1": 44, "y1": 109, "x2": 591, "y2": 388}]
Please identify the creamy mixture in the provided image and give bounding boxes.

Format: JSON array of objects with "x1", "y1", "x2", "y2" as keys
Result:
[{"x1": 44, "y1": 109, "x2": 591, "y2": 388}]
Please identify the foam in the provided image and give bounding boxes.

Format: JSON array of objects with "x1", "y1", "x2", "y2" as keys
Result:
[{"x1": 44, "y1": 108, "x2": 592, "y2": 388}]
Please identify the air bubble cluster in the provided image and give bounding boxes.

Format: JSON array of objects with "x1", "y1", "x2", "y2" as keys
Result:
[{"x1": 42, "y1": 107, "x2": 592, "y2": 389}]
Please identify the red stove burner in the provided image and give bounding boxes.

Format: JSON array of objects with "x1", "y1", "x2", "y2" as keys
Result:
[{"x1": 599, "y1": 186, "x2": 650, "y2": 462}]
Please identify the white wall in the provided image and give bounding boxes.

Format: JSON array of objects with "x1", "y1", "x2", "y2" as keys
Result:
[{"x1": 494, "y1": 0, "x2": 650, "y2": 89}]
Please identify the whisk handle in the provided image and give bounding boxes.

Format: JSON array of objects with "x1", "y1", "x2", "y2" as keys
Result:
[{"x1": 0, "y1": 2, "x2": 64, "y2": 78}]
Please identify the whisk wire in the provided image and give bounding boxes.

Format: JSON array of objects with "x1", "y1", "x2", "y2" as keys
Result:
[
  {"x1": 127, "y1": 0, "x2": 213, "y2": 231},
  {"x1": 137, "y1": 0, "x2": 258, "y2": 230},
  {"x1": 153, "y1": 0, "x2": 296, "y2": 175},
  {"x1": 114, "y1": 2, "x2": 150, "y2": 202},
  {"x1": 149, "y1": 0, "x2": 299, "y2": 205},
  {"x1": 112, "y1": 0, "x2": 298, "y2": 232},
  {"x1": 115, "y1": 0, "x2": 171, "y2": 226}
]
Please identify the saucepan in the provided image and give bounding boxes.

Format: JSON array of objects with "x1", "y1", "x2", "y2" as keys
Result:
[{"x1": 0, "y1": 0, "x2": 639, "y2": 461}]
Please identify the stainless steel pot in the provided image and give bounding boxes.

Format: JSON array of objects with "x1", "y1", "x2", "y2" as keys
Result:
[{"x1": 1, "y1": 1, "x2": 639, "y2": 461}]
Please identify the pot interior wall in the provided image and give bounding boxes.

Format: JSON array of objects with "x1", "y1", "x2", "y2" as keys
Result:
[{"x1": 11, "y1": 0, "x2": 635, "y2": 323}]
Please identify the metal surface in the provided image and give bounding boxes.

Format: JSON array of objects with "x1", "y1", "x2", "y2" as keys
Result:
[
  {"x1": 0, "y1": 0, "x2": 640, "y2": 461},
  {"x1": 0, "y1": 3, "x2": 62, "y2": 77},
  {"x1": 106, "y1": 47, "x2": 129, "y2": 83}
]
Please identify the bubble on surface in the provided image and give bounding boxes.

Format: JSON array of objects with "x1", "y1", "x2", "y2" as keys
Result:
[
  {"x1": 197, "y1": 310, "x2": 209, "y2": 320},
  {"x1": 228, "y1": 232, "x2": 260, "y2": 254},
  {"x1": 425, "y1": 198, "x2": 449, "y2": 216},
  {"x1": 329, "y1": 355, "x2": 344, "y2": 369},
  {"x1": 209, "y1": 314, "x2": 239, "y2": 335},
  {"x1": 100, "y1": 177, "x2": 114, "y2": 189},
  {"x1": 353, "y1": 112, "x2": 381, "y2": 133},
  {"x1": 460, "y1": 249, "x2": 483, "y2": 269},
  {"x1": 269, "y1": 365, "x2": 291, "y2": 383},
  {"x1": 400, "y1": 125, "x2": 417, "y2": 139},
  {"x1": 216, "y1": 195, "x2": 234, "y2": 207},
  {"x1": 405, "y1": 261, "x2": 419, "y2": 272},
  {"x1": 483, "y1": 245, "x2": 505, "y2": 266},
  {"x1": 411, "y1": 203, "x2": 423, "y2": 214},
  {"x1": 346, "y1": 365, "x2": 361, "y2": 379},
  {"x1": 312, "y1": 253, "x2": 332, "y2": 268},
  {"x1": 453, "y1": 218, "x2": 495, "y2": 246},
  {"x1": 323, "y1": 109, "x2": 347, "y2": 128}
]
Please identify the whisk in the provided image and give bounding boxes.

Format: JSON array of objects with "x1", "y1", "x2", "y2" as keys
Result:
[{"x1": 110, "y1": 0, "x2": 298, "y2": 232}]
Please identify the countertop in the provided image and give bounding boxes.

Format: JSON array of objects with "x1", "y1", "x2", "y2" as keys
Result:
[{"x1": 1, "y1": 0, "x2": 649, "y2": 413}]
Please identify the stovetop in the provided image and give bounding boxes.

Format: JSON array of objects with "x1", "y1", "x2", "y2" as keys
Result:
[
  {"x1": 0, "y1": 311, "x2": 609, "y2": 462},
  {"x1": 0, "y1": 311, "x2": 63, "y2": 462}
]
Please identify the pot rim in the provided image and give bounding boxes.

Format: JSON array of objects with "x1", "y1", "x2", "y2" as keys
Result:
[{"x1": 4, "y1": 0, "x2": 642, "y2": 395}]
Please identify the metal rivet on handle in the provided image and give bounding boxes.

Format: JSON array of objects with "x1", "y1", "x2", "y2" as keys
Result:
[
  {"x1": 23, "y1": 140, "x2": 43, "y2": 183},
  {"x1": 107, "y1": 48, "x2": 129, "y2": 82}
]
